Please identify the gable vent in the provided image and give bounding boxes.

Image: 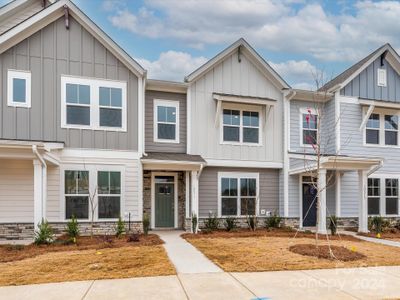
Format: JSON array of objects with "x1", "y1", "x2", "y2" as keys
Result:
[{"x1": 377, "y1": 68, "x2": 387, "y2": 87}]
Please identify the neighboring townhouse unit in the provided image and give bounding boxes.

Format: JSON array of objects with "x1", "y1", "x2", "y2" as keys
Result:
[
  {"x1": 286, "y1": 43, "x2": 400, "y2": 233},
  {"x1": 0, "y1": 0, "x2": 146, "y2": 238},
  {"x1": 1, "y1": 0, "x2": 400, "y2": 240}
]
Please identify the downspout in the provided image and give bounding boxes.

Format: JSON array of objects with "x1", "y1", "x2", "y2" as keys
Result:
[
  {"x1": 32, "y1": 145, "x2": 47, "y2": 225},
  {"x1": 368, "y1": 160, "x2": 383, "y2": 176}
]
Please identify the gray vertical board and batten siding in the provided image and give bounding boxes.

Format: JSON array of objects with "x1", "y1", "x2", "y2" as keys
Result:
[
  {"x1": 145, "y1": 90, "x2": 187, "y2": 153},
  {"x1": 0, "y1": 16, "x2": 139, "y2": 150},
  {"x1": 198, "y1": 167, "x2": 279, "y2": 218},
  {"x1": 341, "y1": 57, "x2": 400, "y2": 101}
]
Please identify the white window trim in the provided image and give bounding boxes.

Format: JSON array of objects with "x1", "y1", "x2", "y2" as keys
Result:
[
  {"x1": 219, "y1": 103, "x2": 263, "y2": 146},
  {"x1": 299, "y1": 107, "x2": 318, "y2": 147},
  {"x1": 377, "y1": 68, "x2": 387, "y2": 87},
  {"x1": 7, "y1": 69, "x2": 31, "y2": 108},
  {"x1": 363, "y1": 107, "x2": 400, "y2": 148},
  {"x1": 368, "y1": 174, "x2": 400, "y2": 217},
  {"x1": 217, "y1": 172, "x2": 260, "y2": 217},
  {"x1": 60, "y1": 164, "x2": 125, "y2": 222},
  {"x1": 153, "y1": 99, "x2": 180, "y2": 144},
  {"x1": 61, "y1": 75, "x2": 127, "y2": 132}
]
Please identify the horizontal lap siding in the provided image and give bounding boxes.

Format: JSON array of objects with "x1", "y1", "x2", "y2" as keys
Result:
[
  {"x1": 0, "y1": 159, "x2": 34, "y2": 222},
  {"x1": 145, "y1": 91, "x2": 187, "y2": 153},
  {"x1": 125, "y1": 160, "x2": 140, "y2": 219},
  {"x1": 0, "y1": 16, "x2": 138, "y2": 150},
  {"x1": 341, "y1": 171, "x2": 359, "y2": 217},
  {"x1": 47, "y1": 166, "x2": 60, "y2": 222},
  {"x1": 288, "y1": 174, "x2": 299, "y2": 217},
  {"x1": 198, "y1": 167, "x2": 279, "y2": 217}
]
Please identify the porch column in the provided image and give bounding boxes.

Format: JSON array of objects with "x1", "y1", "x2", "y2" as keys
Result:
[
  {"x1": 185, "y1": 171, "x2": 190, "y2": 218},
  {"x1": 317, "y1": 168, "x2": 327, "y2": 234},
  {"x1": 190, "y1": 171, "x2": 199, "y2": 231},
  {"x1": 33, "y1": 159, "x2": 46, "y2": 230},
  {"x1": 335, "y1": 171, "x2": 341, "y2": 217},
  {"x1": 358, "y1": 170, "x2": 368, "y2": 233}
]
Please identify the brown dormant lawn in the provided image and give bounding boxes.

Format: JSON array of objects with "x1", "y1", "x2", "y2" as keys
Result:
[
  {"x1": 0, "y1": 234, "x2": 175, "y2": 286},
  {"x1": 183, "y1": 229, "x2": 400, "y2": 272}
]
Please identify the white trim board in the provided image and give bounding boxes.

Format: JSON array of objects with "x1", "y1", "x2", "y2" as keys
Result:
[
  {"x1": 205, "y1": 159, "x2": 283, "y2": 168},
  {"x1": 7, "y1": 69, "x2": 31, "y2": 108},
  {"x1": 153, "y1": 99, "x2": 180, "y2": 144}
]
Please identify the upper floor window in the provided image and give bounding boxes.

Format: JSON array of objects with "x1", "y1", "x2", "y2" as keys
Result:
[
  {"x1": 61, "y1": 76, "x2": 127, "y2": 131},
  {"x1": 222, "y1": 108, "x2": 260, "y2": 145},
  {"x1": 7, "y1": 70, "x2": 31, "y2": 108},
  {"x1": 301, "y1": 109, "x2": 318, "y2": 146},
  {"x1": 377, "y1": 68, "x2": 387, "y2": 87},
  {"x1": 219, "y1": 172, "x2": 258, "y2": 217},
  {"x1": 365, "y1": 112, "x2": 399, "y2": 146},
  {"x1": 154, "y1": 99, "x2": 179, "y2": 143}
]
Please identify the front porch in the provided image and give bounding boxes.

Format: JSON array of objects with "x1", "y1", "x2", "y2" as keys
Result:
[
  {"x1": 289, "y1": 155, "x2": 383, "y2": 233},
  {"x1": 141, "y1": 152, "x2": 205, "y2": 231}
]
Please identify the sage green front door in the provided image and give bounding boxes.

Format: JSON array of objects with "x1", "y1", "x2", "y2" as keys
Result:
[{"x1": 155, "y1": 176, "x2": 175, "y2": 228}]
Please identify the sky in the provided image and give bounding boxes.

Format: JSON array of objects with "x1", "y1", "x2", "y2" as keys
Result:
[{"x1": 2, "y1": 0, "x2": 400, "y2": 90}]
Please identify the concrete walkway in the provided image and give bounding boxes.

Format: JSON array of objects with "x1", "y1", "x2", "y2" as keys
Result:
[
  {"x1": 341, "y1": 230, "x2": 400, "y2": 248},
  {"x1": 1, "y1": 266, "x2": 400, "y2": 299},
  {"x1": 155, "y1": 230, "x2": 222, "y2": 273}
]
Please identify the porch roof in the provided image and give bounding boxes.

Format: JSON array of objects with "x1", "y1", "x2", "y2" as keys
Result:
[
  {"x1": 289, "y1": 155, "x2": 383, "y2": 175},
  {"x1": 141, "y1": 152, "x2": 206, "y2": 171}
]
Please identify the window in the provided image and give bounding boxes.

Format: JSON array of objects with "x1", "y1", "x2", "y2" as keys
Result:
[
  {"x1": 385, "y1": 115, "x2": 398, "y2": 146},
  {"x1": 219, "y1": 173, "x2": 258, "y2": 216},
  {"x1": 302, "y1": 112, "x2": 318, "y2": 145},
  {"x1": 385, "y1": 178, "x2": 398, "y2": 215},
  {"x1": 366, "y1": 114, "x2": 380, "y2": 145},
  {"x1": 222, "y1": 108, "x2": 260, "y2": 144},
  {"x1": 98, "y1": 171, "x2": 121, "y2": 219},
  {"x1": 377, "y1": 68, "x2": 387, "y2": 87},
  {"x1": 7, "y1": 70, "x2": 31, "y2": 108},
  {"x1": 154, "y1": 100, "x2": 179, "y2": 143},
  {"x1": 65, "y1": 171, "x2": 89, "y2": 219},
  {"x1": 368, "y1": 178, "x2": 380, "y2": 215},
  {"x1": 365, "y1": 112, "x2": 400, "y2": 146},
  {"x1": 61, "y1": 76, "x2": 127, "y2": 131},
  {"x1": 99, "y1": 87, "x2": 123, "y2": 128}
]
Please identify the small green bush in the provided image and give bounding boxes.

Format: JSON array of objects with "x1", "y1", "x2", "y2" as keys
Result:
[
  {"x1": 224, "y1": 217, "x2": 237, "y2": 231},
  {"x1": 369, "y1": 216, "x2": 390, "y2": 234},
  {"x1": 265, "y1": 212, "x2": 282, "y2": 229},
  {"x1": 116, "y1": 216, "x2": 125, "y2": 238},
  {"x1": 329, "y1": 215, "x2": 338, "y2": 235},
  {"x1": 204, "y1": 212, "x2": 219, "y2": 231},
  {"x1": 191, "y1": 212, "x2": 198, "y2": 234},
  {"x1": 247, "y1": 215, "x2": 257, "y2": 231},
  {"x1": 34, "y1": 219, "x2": 54, "y2": 245},
  {"x1": 142, "y1": 213, "x2": 150, "y2": 235},
  {"x1": 66, "y1": 215, "x2": 79, "y2": 241}
]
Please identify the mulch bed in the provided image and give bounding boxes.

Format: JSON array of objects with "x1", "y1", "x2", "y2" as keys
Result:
[
  {"x1": 0, "y1": 234, "x2": 163, "y2": 263},
  {"x1": 289, "y1": 244, "x2": 366, "y2": 261},
  {"x1": 358, "y1": 229, "x2": 400, "y2": 240},
  {"x1": 182, "y1": 228, "x2": 358, "y2": 241}
]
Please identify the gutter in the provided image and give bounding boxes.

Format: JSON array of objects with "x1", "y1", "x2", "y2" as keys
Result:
[{"x1": 32, "y1": 145, "x2": 47, "y2": 168}]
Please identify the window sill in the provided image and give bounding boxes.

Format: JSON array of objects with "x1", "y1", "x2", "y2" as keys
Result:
[
  {"x1": 220, "y1": 142, "x2": 262, "y2": 147},
  {"x1": 61, "y1": 124, "x2": 127, "y2": 132},
  {"x1": 363, "y1": 143, "x2": 400, "y2": 149},
  {"x1": 154, "y1": 139, "x2": 180, "y2": 144},
  {"x1": 8, "y1": 102, "x2": 31, "y2": 108}
]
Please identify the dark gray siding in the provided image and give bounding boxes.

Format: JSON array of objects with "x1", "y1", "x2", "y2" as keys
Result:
[
  {"x1": 145, "y1": 90, "x2": 186, "y2": 153},
  {"x1": 198, "y1": 167, "x2": 279, "y2": 217},
  {"x1": 0, "y1": 16, "x2": 139, "y2": 150},
  {"x1": 341, "y1": 57, "x2": 400, "y2": 101}
]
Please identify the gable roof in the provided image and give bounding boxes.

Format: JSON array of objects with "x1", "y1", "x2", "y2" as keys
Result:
[
  {"x1": 320, "y1": 43, "x2": 400, "y2": 92},
  {"x1": 0, "y1": 0, "x2": 146, "y2": 78},
  {"x1": 184, "y1": 38, "x2": 290, "y2": 90}
]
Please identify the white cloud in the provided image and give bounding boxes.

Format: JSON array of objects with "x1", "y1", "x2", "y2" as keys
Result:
[
  {"x1": 136, "y1": 51, "x2": 208, "y2": 81},
  {"x1": 106, "y1": 0, "x2": 400, "y2": 63}
]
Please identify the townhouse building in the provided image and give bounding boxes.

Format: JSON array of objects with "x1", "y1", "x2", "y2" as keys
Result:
[{"x1": 0, "y1": 0, "x2": 399, "y2": 240}]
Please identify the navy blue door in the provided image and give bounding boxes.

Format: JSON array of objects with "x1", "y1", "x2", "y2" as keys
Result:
[{"x1": 302, "y1": 183, "x2": 317, "y2": 227}]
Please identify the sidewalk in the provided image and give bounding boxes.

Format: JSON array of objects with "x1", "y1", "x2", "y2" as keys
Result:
[
  {"x1": 155, "y1": 230, "x2": 222, "y2": 273},
  {"x1": 1, "y1": 266, "x2": 400, "y2": 299},
  {"x1": 341, "y1": 230, "x2": 400, "y2": 248}
]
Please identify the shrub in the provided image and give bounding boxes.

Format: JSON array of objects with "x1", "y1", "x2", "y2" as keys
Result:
[
  {"x1": 66, "y1": 215, "x2": 79, "y2": 241},
  {"x1": 34, "y1": 219, "x2": 54, "y2": 245},
  {"x1": 369, "y1": 216, "x2": 387, "y2": 234},
  {"x1": 191, "y1": 212, "x2": 198, "y2": 234},
  {"x1": 265, "y1": 212, "x2": 282, "y2": 229},
  {"x1": 224, "y1": 217, "x2": 237, "y2": 231},
  {"x1": 394, "y1": 220, "x2": 400, "y2": 231},
  {"x1": 329, "y1": 215, "x2": 338, "y2": 235},
  {"x1": 127, "y1": 232, "x2": 140, "y2": 242},
  {"x1": 204, "y1": 212, "x2": 219, "y2": 231},
  {"x1": 116, "y1": 216, "x2": 125, "y2": 238},
  {"x1": 246, "y1": 215, "x2": 257, "y2": 231},
  {"x1": 142, "y1": 213, "x2": 150, "y2": 235}
]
